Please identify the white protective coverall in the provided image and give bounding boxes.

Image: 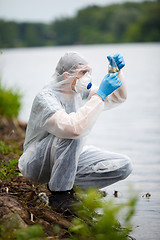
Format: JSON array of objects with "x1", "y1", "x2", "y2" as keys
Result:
[{"x1": 18, "y1": 52, "x2": 132, "y2": 191}]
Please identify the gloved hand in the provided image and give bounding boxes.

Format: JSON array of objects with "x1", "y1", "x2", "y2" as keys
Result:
[
  {"x1": 95, "y1": 72, "x2": 122, "y2": 101},
  {"x1": 113, "y1": 53, "x2": 125, "y2": 71},
  {"x1": 107, "y1": 56, "x2": 118, "y2": 69}
]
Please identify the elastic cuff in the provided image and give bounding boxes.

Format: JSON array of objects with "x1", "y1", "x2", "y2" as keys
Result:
[
  {"x1": 94, "y1": 94, "x2": 104, "y2": 101},
  {"x1": 95, "y1": 89, "x2": 107, "y2": 101}
]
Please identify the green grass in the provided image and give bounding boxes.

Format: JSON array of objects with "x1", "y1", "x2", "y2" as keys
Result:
[
  {"x1": 0, "y1": 140, "x2": 13, "y2": 155},
  {"x1": 0, "y1": 81, "x2": 22, "y2": 118},
  {"x1": 0, "y1": 158, "x2": 21, "y2": 180},
  {"x1": 0, "y1": 140, "x2": 22, "y2": 156},
  {"x1": 0, "y1": 140, "x2": 23, "y2": 180}
]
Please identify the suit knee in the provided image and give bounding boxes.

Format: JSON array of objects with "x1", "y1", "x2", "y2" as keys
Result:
[{"x1": 120, "y1": 155, "x2": 133, "y2": 180}]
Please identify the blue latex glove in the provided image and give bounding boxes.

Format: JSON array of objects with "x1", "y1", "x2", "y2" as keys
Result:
[
  {"x1": 107, "y1": 56, "x2": 118, "y2": 69},
  {"x1": 113, "y1": 53, "x2": 125, "y2": 70},
  {"x1": 95, "y1": 72, "x2": 122, "y2": 101},
  {"x1": 107, "y1": 54, "x2": 125, "y2": 71}
]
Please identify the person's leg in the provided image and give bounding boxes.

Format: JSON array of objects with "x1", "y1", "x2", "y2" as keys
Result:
[
  {"x1": 23, "y1": 135, "x2": 83, "y2": 191},
  {"x1": 48, "y1": 137, "x2": 82, "y2": 191},
  {"x1": 75, "y1": 145, "x2": 132, "y2": 189},
  {"x1": 23, "y1": 134, "x2": 55, "y2": 183},
  {"x1": 47, "y1": 137, "x2": 83, "y2": 212}
]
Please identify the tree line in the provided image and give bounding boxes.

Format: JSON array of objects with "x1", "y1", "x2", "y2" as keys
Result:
[{"x1": 0, "y1": 0, "x2": 160, "y2": 48}]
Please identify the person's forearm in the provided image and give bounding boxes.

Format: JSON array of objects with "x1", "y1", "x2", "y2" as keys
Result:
[{"x1": 44, "y1": 95, "x2": 104, "y2": 139}]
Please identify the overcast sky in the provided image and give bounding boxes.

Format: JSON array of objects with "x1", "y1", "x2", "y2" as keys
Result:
[{"x1": 0, "y1": 0, "x2": 154, "y2": 23}]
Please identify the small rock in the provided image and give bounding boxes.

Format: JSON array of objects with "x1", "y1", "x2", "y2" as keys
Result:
[{"x1": 1, "y1": 211, "x2": 27, "y2": 229}]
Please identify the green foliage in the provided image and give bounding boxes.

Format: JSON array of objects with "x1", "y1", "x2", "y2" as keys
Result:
[
  {"x1": 0, "y1": 140, "x2": 22, "y2": 156},
  {"x1": 0, "y1": 140, "x2": 13, "y2": 155},
  {"x1": 0, "y1": 223, "x2": 47, "y2": 240},
  {"x1": 0, "y1": 140, "x2": 23, "y2": 180},
  {"x1": 66, "y1": 188, "x2": 137, "y2": 240},
  {"x1": 0, "y1": 81, "x2": 22, "y2": 118},
  {"x1": 52, "y1": 18, "x2": 79, "y2": 45},
  {"x1": 75, "y1": 3, "x2": 143, "y2": 44},
  {"x1": 0, "y1": 1, "x2": 159, "y2": 47},
  {"x1": 0, "y1": 158, "x2": 20, "y2": 180},
  {"x1": 0, "y1": 20, "x2": 18, "y2": 48},
  {"x1": 15, "y1": 224, "x2": 47, "y2": 240},
  {"x1": 124, "y1": 1, "x2": 160, "y2": 42}
]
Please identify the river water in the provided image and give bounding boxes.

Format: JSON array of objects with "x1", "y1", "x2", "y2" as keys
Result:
[{"x1": 0, "y1": 43, "x2": 160, "y2": 240}]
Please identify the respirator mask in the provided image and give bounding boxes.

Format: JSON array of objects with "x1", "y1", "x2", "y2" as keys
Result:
[{"x1": 74, "y1": 72, "x2": 92, "y2": 94}]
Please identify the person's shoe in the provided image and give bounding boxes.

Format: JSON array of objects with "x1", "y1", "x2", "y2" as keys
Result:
[{"x1": 48, "y1": 188, "x2": 79, "y2": 214}]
